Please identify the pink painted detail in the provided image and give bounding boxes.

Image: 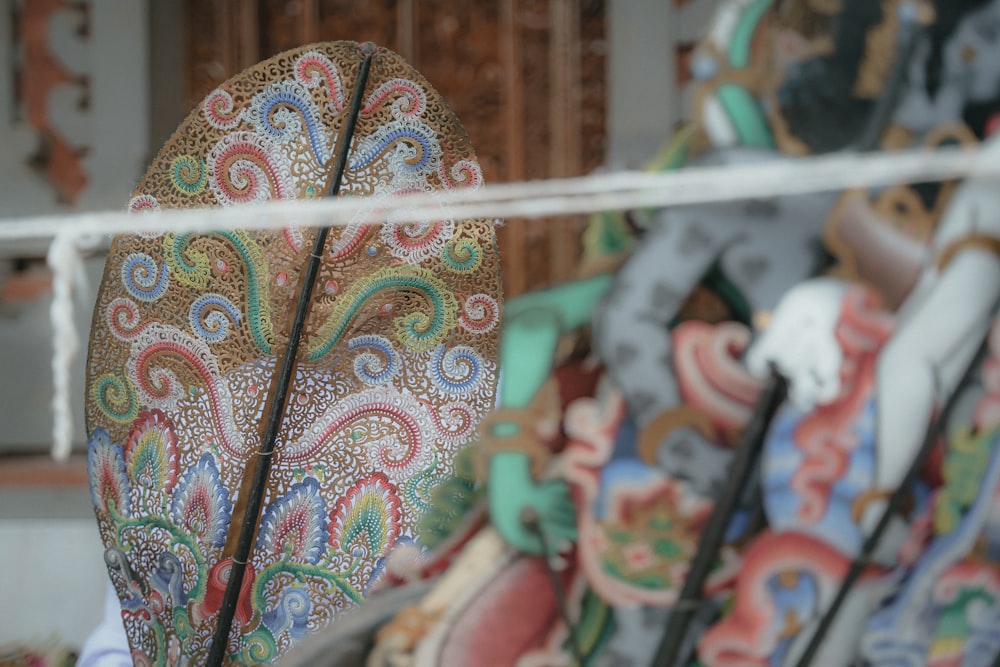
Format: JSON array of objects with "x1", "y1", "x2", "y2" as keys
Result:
[
  {"x1": 672, "y1": 320, "x2": 763, "y2": 442},
  {"x1": 458, "y1": 294, "x2": 500, "y2": 334},
  {"x1": 106, "y1": 298, "x2": 146, "y2": 340},
  {"x1": 429, "y1": 401, "x2": 475, "y2": 446},
  {"x1": 294, "y1": 51, "x2": 346, "y2": 112},
  {"x1": 438, "y1": 159, "x2": 484, "y2": 190},
  {"x1": 561, "y1": 388, "x2": 727, "y2": 606},
  {"x1": 361, "y1": 78, "x2": 426, "y2": 118},
  {"x1": 283, "y1": 227, "x2": 305, "y2": 253},
  {"x1": 789, "y1": 287, "x2": 893, "y2": 524},
  {"x1": 192, "y1": 558, "x2": 255, "y2": 629},
  {"x1": 282, "y1": 402, "x2": 421, "y2": 465},
  {"x1": 698, "y1": 531, "x2": 884, "y2": 667},
  {"x1": 328, "y1": 225, "x2": 372, "y2": 261},
  {"x1": 202, "y1": 88, "x2": 242, "y2": 130},
  {"x1": 435, "y1": 557, "x2": 571, "y2": 666},
  {"x1": 207, "y1": 132, "x2": 293, "y2": 205},
  {"x1": 127, "y1": 323, "x2": 244, "y2": 457}
]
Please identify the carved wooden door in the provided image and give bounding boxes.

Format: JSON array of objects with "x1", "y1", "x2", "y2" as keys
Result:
[{"x1": 184, "y1": 0, "x2": 607, "y2": 297}]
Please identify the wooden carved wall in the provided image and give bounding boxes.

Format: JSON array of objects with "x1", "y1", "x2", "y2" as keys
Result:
[{"x1": 184, "y1": 0, "x2": 606, "y2": 297}]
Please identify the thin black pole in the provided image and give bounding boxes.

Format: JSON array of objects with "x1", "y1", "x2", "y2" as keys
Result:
[
  {"x1": 652, "y1": 366, "x2": 788, "y2": 667},
  {"x1": 653, "y1": 17, "x2": 927, "y2": 666},
  {"x1": 521, "y1": 508, "x2": 586, "y2": 665},
  {"x1": 853, "y1": 17, "x2": 923, "y2": 153},
  {"x1": 792, "y1": 336, "x2": 990, "y2": 667},
  {"x1": 205, "y1": 46, "x2": 375, "y2": 667}
]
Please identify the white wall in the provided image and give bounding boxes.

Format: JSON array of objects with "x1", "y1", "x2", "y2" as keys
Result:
[
  {"x1": 0, "y1": 517, "x2": 109, "y2": 647},
  {"x1": 0, "y1": 0, "x2": 149, "y2": 453},
  {"x1": 605, "y1": 0, "x2": 721, "y2": 168},
  {"x1": 0, "y1": 0, "x2": 151, "y2": 652}
]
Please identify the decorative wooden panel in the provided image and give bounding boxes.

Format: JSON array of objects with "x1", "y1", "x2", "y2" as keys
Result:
[{"x1": 184, "y1": 0, "x2": 606, "y2": 297}]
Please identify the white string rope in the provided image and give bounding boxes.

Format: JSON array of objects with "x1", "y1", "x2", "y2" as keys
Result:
[
  {"x1": 1, "y1": 146, "x2": 996, "y2": 240},
  {"x1": 46, "y1": 233, "x2": 83, "y2": 463},
  {"x1": 10, "y1": 145, "x2": 998, "y2": 460}
]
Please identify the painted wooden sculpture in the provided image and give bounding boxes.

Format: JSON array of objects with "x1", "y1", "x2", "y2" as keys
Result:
[
  {"x1": 858, "y1": 133, "x2": 1000, "y2": 667},
  {"x1": 269, "y1": 2, "x2": 995, "y2": 666},
  {"x1": 407, "y1": 1, "x2": 1000, "y2": 665},
  {"x1": 258, "y1": 1, "x2": 1000, "y2": 664},
  {"x1": 84, "y1": 43, "x2": 502, "y2": 665}
]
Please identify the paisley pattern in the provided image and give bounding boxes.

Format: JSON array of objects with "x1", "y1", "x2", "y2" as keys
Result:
[
  {"x1": 328, "y1": 471, "x2": 403, "y2": 560},
  {"x1": 85, "y1": 42, "x2": 501, "y2": 665},
  {"x1": 87, "y1": 428, "x2": 131, "y2": 517},
  {"x1": 124, "y1": 409, "x2": 180, "y2": 495},
  {"x1": 256, "y1": 478, "x2": 329, "y2": 564}
]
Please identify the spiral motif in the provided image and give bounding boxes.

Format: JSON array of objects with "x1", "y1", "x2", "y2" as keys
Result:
[
  {"x1": 430, "y1": 345, "x2": 484, "y2": 395},
  {"x1": 403, "y1": 457, "x2": 449, "y2": 514},
  {"x1": 162, "y1": 233, "x2": 210, "y2": 290},
  {"x1": 281, "y1": 388, "x2": 437, "y2": 481},
  {"x1": 207, "y1": 131, "x2": 294, "y2": 206},
  {"x1": 458, "y1": 293, "x2": 500, "y2": 334},
  {"x1": 92, "y1": 373, "x2": 139, "y2": 424},
  {"x1": 349, "y1": 120, "x2": 441, "y2": 176},
  {"x1": 442, "y1": 237, "x2": 482, "y2": 274},
  {"x1": 381, "y1": 218, "x2": 454, "y2": 265},
  {"x1": 262, "y1": 587, "x2": 312, "y2": 640},
  {"x1": 438, "y1": 159, "x2": 484, "y2": 190},
  {"x1": 188, "y1": 294, "x2": 241, "y2": 343},
  {"x1": 104, "y1": 546, "x2": 133, "y2": 577},
  {"x1": 121, "y1": 253, "x2": 169, "y2": 302},
  {"x1": 169, "y1": 155, "x2": 207, "y2": 196},
  {"x1": 348, "y1": 335, "x2": 402, "y2": 386},
  {"x1": 128, "y1": 193, "x2": 160, "y2": 213},
  {"x1": 131, "y1": 650, "x2": 153, "y2": 667},
  {"x1": 107, "y1": 297, "x2": 145, "y2": 340},
  {"x1": 202, "y1": 87, "x2": 242, "y2": 130},
  {"x1": 362, "y1": 78, "x2": 427, "y2": 119},
  {"x1": 431, "y1": 401, "x2": 476, "y2": 447},
  {"x1": 88, "y1": 42, "x2": 503, "y2": 665},
  {"x1": 246, "y1": 80, "x2": 331, "y2": 165},
  {"x1": 294, "y1": 50, "x2": 345, "y2": 112},
  {"x1": 308, "y1": 266, "x2": 458, "y2": 360},
  {"x1": 164, "y1": 232, "x2": 274, "y2": 353},
  {"x1": 124, "y1": 323, "x2": 245, "y2": 456},
  {"x1": 172, "y1": 608, "x2": 192, "y2": 640}
]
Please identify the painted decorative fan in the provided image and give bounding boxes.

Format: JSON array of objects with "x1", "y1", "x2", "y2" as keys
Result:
[{"x1": 84, "y1": 41, "x2": 501, "y2": 665}]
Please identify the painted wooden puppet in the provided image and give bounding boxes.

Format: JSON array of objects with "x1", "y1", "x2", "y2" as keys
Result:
[{"x1": 84, "y1": 43, "x2": 502, "y2": 665}]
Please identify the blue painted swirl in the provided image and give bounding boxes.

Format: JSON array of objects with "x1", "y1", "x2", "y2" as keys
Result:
[
  {"x1": 121, "y1": 253, "x2": 169, "y2": 302},
  {"x1": 188, "y1": 294, "x2": 242, "y2": 343},
  {"x1": 349, "y1": 120, "x2": 438, "y2": 173},
  {"x1": 430, "y1": 344, "x2": 484, "y2": 395},
  {"x1": 249, "y1": 81, "x2": 330, "y2": 165},
  {"x1": 348, "y1": 335, "x2": 402, "y2": 386}
]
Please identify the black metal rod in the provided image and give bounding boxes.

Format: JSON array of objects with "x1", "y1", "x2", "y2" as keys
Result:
[
  {"x1": 853, "y1": 18, "x2": 923, "y2": 153},
  {"x1": 792, "y1": 336, "x2": 990, "y2": 667},
  {"x1": 522, "y1": 508, "x2": 585, "y2": 665},
  {"x1": 205, "y1": 46, "x2": 375, "y2": 667},
  {"x1": 652, "y1": 366, "x2": 788, "y2": 667}
]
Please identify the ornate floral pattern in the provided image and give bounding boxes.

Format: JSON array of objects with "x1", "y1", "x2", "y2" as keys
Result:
[
  {"x1": 85, "y1": 42, "x2": 501, "y2": 664},
  {"x1": 329, "y1": 471, "x2": 403, "y2": 561}
]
